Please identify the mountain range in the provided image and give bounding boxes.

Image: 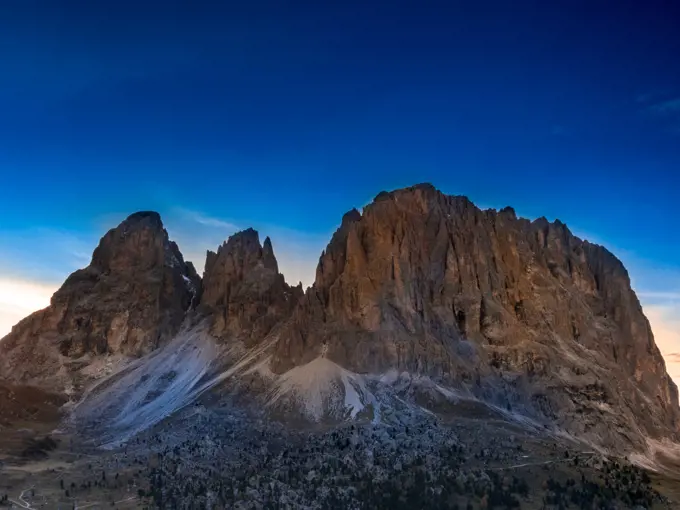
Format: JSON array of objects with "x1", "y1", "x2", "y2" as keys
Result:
[{"x1": 1, "y1": 184, "x2": 677, "y2": 460}]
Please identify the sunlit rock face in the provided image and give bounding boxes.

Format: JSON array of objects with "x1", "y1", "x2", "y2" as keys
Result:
[{"x1": 271, "y1": 184, "x2": 679, "y2": 450}]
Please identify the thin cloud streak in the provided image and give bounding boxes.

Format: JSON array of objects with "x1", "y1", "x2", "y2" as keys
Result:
[
  {"x1": 173, "y1": 207, "x2": 239, "y2": 231},
  {"x1": 166, "y1": 205, "x2": 326, "y2": 287},
  {"x1": 649, "y1": 98, "x2": 680, "y2": 115},
  {"x1": 638, "y1": 93, "x2": 680, "y2": 136},
  {"x1": 638, "y1": 291, "x2": 680, "y2": 301}
]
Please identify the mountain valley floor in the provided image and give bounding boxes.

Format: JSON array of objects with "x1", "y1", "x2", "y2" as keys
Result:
[{"x1": 2, "y1": 391, "x2": 680, "y2": 510}]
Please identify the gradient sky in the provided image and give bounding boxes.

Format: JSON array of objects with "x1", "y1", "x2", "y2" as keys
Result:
[{"x1": 0, "y1": 1, "x2": 679, "y2": 380}]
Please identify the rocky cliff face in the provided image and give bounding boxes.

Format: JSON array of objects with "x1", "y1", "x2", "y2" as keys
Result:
[
  {"x1": 271, "y1": 184, "x2": 679, "y2": 449},
  {"x1": 200, "y1": 228, "x2": 302, "y2": 346},
  {"x1": 0, "y1": 211, "x2": 200, "y2": 394}
]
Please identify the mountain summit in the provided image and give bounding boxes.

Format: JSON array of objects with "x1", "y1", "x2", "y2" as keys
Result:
[
  {"x1": 271, "y1": 184, "x2": 679, "y2": 450},
  {"x1": 0, "y1": 211, "x2": 200, "y2": 394}
]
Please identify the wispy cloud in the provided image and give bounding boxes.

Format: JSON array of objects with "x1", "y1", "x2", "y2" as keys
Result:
[
  {"x1": 636, "y1": 87, "x2": 674, "y2": 103},
  {"x1": 637, "y1": 91, "x2": 680, "y2": 135},
  {"x1": 638, "y1": 291, "x2": 680, "y2": 302},
  {"x1": 648, "y1": 97, "x2": 680, "y2": 115},
  {"x1": 162, "y1": 207, "x2": 240, "y2": 272},
  {"x1": 174, "y1": 208, "x2": 239, "y2": 231},
  {"x1": 165, "y1": 207, "x2": 325, "y2": 287},
  {"x1": 635, "y1": 88, "x2": 673, "y2": 104}
]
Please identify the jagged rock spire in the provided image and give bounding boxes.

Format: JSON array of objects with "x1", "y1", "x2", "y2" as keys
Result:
[{"x1": 200, "y1": 229, "x2": 302, "y2": 345}]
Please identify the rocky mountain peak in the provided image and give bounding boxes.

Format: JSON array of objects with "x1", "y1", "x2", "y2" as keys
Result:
[
  {"x1": 0, "y1": 211, "x2": 199, "y2": 394},
  {"x1": 262, "y1": 236, "x2": 279, "y2": 273},
  {"x1": 373, "y1": 182, "x2": 437, "y2": 203},
  {"x1": 200, "y1": 229, "x2": 302, "y2": 345},
  {"x1": 124, "y1": 210, "x2": 163, "y2": 224},
  {"x1": 202, "y1": 229, "x2": 273, "y2": 299},
  {"x1": 88, "y1": 210, "x2": 185, "y2": 274},
  {"x1": 272, "y1": 184, "x2": 679, "y2": 450},
  {"x1": 499, "y1": 205, "x2": 517, "y2": 218}
]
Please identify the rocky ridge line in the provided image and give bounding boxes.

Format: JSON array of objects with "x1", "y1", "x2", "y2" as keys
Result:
[{"x1": 1, "y1": 184, "x2": 678, "y2": 454}]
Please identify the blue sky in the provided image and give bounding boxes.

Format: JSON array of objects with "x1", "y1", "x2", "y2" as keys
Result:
[{"x1": 0, "y1": 1, "x2": 679, "y2": 379}]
